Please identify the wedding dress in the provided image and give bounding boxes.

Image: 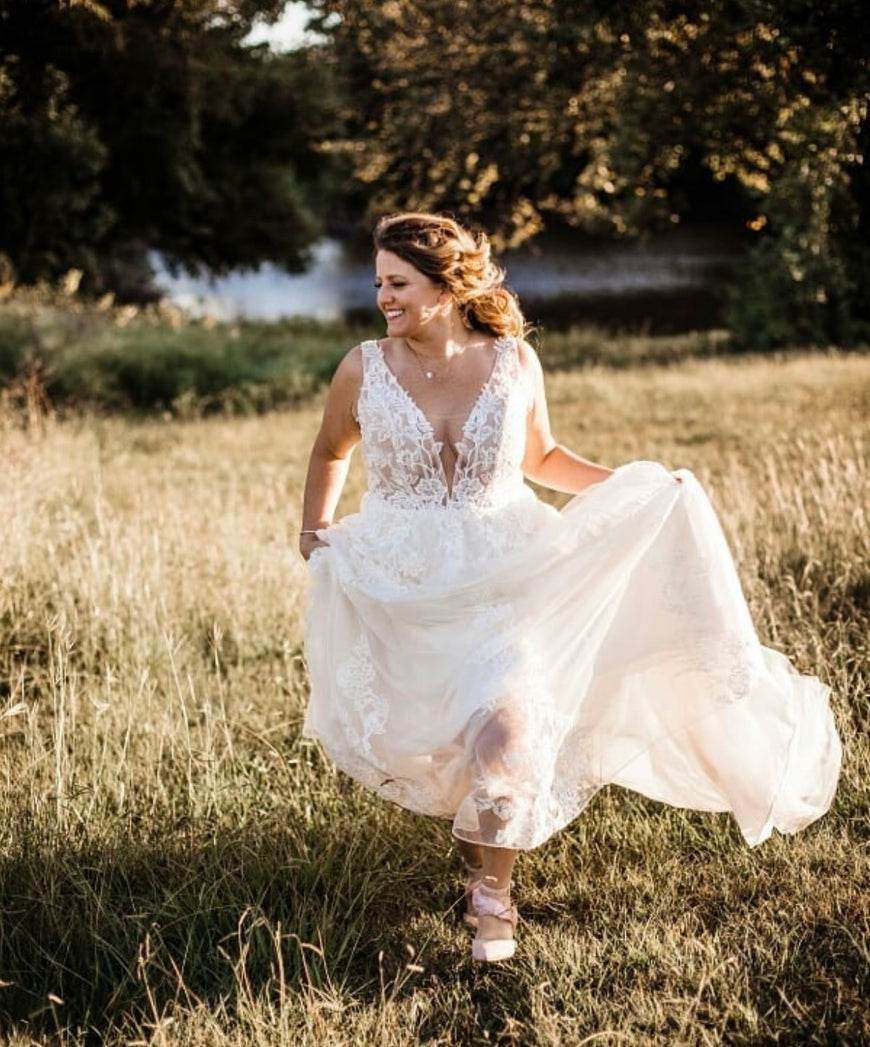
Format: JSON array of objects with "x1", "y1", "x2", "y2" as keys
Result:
[{"x1": 303, "y1": 337, "x2": 841, "y2": 849}]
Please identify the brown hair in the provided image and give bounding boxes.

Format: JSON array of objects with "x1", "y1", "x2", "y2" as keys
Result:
[{"x1": 372, "y1": 212, "x2": 526, "y2": 339}]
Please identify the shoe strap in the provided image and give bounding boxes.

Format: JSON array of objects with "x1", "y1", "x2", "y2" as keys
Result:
[{"x1": 472, "y1": 883, "x2": 517, "y2": 926}]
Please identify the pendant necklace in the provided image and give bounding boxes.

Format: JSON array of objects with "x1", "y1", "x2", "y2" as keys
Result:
[{"x1": 406, "y1": 340, "x2": 461, "y2": 381}]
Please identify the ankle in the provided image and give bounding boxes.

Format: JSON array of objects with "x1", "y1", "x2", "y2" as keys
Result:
[{"x1": 480, "y1": 875, "x2": 511, "y2": 893}]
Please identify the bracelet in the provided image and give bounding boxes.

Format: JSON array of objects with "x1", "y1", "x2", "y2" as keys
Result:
[{"x1": 299, "y1": 528, "x2": 324, "y2": 535}]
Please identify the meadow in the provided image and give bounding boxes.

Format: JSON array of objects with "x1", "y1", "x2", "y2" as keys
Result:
[{"x1": 0, "y1": 319, "x2": 868, "y2": 1045}]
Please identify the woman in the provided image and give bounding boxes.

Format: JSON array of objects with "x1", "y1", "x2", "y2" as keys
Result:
[{"x1": 299, "y1": 212, "x2": 841, "y2": 963}]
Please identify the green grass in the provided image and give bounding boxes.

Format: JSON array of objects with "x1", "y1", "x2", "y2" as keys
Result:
[
  {"x1": 0, "y1": 342, "x2": 868, "y2": 1045},
  {"x1": 0, "y1": 291, "x2": 368, "y2": 415},
  {"x1": 0, "y1": 289, "x2": 748, "y2": 417}
]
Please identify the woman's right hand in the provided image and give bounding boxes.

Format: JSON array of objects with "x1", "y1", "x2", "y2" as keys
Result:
[{"x1": 299, "y1": 530, "x2": 329, "y2": 561}]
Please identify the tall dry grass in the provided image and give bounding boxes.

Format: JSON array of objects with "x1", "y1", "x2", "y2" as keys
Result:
[{"x1": 0, "y1": 351, "x2": 867, "y2": 1046}]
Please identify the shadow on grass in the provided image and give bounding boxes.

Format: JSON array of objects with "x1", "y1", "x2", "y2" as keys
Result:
[
  {"x1": 0, "y1": 817, "x2": 387, "y2": 1033},
  {"x1": 0, "y1": 797, "x2": 865, "y2": 1045},
  {"x1": 0, "y1": 808, "x2": 534, "y2": 1042}
]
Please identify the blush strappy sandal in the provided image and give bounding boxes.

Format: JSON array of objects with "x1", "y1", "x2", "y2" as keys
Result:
[{"x1": 470, "y1": 882, "x2": 518, "y2": 962}]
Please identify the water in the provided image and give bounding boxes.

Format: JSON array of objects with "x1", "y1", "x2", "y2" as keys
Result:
[{"x1": 153, "y1": 225, "x2": 745, "y2": 334}]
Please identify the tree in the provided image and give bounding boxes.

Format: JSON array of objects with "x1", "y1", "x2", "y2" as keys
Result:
[
  {"x1": 0, "y1": 0, "x2": 340, "y2": 295},
  {"x1": 308, "y1": 0, "x2": 869, "y2": 345}
]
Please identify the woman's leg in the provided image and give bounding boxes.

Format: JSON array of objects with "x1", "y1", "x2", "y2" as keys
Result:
[
  {"x1": 480, "y1": 845, "x2": 517, "y2": 889},
  {"x1": 455, "y1": 837, "x2": 483, "y2": 871},
  {"x1": 472, "y1": 845, "x2": 519, "y2": 960},
  {"x1": 462, "y1": 702, "x2": 527, "y2": 958}
]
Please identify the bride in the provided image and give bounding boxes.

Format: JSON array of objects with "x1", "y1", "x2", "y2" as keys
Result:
[{"x1": 298, "y1": 212, "x2": 842, "y2": 963}]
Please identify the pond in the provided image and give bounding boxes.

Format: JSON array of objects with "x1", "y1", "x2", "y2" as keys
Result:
[{"x1": 153, "y1": 224, "x2": 746, "y2": 334}]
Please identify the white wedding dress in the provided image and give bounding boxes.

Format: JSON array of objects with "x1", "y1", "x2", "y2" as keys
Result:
[{"x1": 303, "y1": 337, "x2": 841, "y2": 849}]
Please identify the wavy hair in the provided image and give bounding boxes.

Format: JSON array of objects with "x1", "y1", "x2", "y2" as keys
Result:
[{"x1": 373, "y1": 212, "x2": 526, "y2": 339}]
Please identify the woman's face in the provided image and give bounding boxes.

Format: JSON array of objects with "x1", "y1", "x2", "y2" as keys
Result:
[{"x1": 375, "y1": 250, "x2": 446, "y2": 338}]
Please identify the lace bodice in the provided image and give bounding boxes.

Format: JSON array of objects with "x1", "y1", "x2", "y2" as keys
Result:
[{"x1": 356, "y1": 337, "x2": 528, "y2": 510}]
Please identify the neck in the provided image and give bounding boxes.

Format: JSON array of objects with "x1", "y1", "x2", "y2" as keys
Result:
[
  {"x1": 406, "y1": 337, "x2": 470, "y2": 361},
  {"x1": 404, "y1": 307, "x2": 476, "y2": 359}
]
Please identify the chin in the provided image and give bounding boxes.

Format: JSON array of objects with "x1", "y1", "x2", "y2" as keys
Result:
[{"x1": 387, "y1": 323, "x2": 413, "y2": 338}]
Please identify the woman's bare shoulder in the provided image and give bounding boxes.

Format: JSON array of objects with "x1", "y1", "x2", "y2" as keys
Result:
[
  {"x1": 322, "y1": 344, "x2": 369, "y2": 412},
  {"x1": 515, "y1": 337, "x2": 544, "y2": 376},
  {"x1": 331, "y1": 342, "x2": 370, "y2": 382}
]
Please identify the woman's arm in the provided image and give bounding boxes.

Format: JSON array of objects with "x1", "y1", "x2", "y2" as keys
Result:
[
  {"x1": 299, "y1": 346, "x2": 364, "y2": 559},
  {"x1": 519, "y1": 340, "x2": 615, "y2": 495}
]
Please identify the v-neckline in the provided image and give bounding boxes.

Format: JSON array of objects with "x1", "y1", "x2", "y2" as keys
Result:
[{"x1": 375, "y1": 337, "x2": 507, "y2": 448}]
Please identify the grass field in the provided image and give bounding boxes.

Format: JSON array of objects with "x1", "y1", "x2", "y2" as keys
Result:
[{"x1": 1, "y1": 346, "x2": 868, "y2": 1045}]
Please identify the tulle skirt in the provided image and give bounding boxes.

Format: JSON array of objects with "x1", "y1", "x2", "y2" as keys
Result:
[{"x1": 303, "y1": 462, "x2": 841, "y2": 849}]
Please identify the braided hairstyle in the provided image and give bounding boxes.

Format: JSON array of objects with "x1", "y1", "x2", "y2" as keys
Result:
[{"x1": 373, "y1": 212, "x2": 526, "y2": 339}]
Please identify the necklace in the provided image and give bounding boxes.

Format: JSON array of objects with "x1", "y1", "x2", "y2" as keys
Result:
[{"x1": 405, "y1": 340, "x2": 462, "y2": 381}]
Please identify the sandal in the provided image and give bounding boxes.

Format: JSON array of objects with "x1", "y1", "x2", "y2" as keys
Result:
[{"x1": 471, "y1": 882, "x2": 517, "y2": 962}]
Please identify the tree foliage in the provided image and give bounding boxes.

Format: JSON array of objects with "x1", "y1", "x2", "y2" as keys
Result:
[
  {"x1": 0, "y1": 0, "x2": 339, "y2": 294},
  {"x1": 308, "y1": 0, "x2": 869, "y2": 346},
  {"x1": 1, "y1": 0, "x2": 867, "y2": 346}
]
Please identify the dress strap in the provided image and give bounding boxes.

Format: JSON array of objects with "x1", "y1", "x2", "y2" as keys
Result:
[
  {"x1": 354, "y1": 340, "x2": 383, "y2": 422},
  {"x1": 495, "y1": 334, "x2": 518, "y2": 367},
  {"x1": 491, "y1": 334, "x2": 520, "y2": 389},
  {"x1": 358, "y1": 339, "x2": 387, "y2": 389},
  {"x1": 359, "y1": 339, "x2": 382, "y2": 368}
]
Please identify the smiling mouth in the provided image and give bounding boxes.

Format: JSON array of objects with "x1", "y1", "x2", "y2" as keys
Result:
[{"x1": 385, "y1": 309, "x2": 403, "y2": 321}]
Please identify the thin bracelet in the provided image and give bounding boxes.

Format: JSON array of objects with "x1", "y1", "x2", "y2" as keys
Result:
[{"x1": 299, "y1": 528, "x2": 323, "y2": 535}]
